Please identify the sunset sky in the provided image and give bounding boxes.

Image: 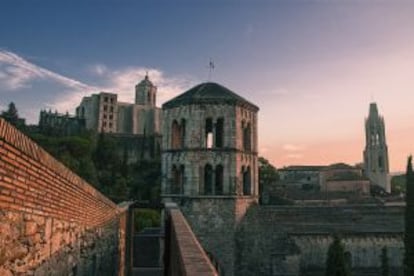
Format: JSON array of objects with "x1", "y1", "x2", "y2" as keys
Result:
[{"x1": 1, "y1": 0, "x2": 413, "y2": 172}]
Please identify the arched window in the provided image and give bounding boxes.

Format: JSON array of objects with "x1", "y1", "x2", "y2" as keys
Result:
[
  {"x1": 242, "y1": 121, "x2": 252, "y2": 151},
  {"x1": 243, "y1": 166, "x2": 251, "y2": 195},
  {"x1": 171, "y1": 165, "x2": 184, "y2": 194},
  {"x1": 205, "y1": 118, "x2": 213, "y2": 148},
  {"x1": 204, "y1": 164, "x2": 213, "y2": 195},
  {"x1": 378, "y1": 156, "x2": 383, "y2": 169},
  {"x1": 181, "y1": 119, "x2": 186, "y2": 148},
  {"x1": 171, "y1": 165, "x2": 179, "y2": 194},
  {"x1": 180, "y1": 165, "x2": 185, "y2": 194},
  {"x1": 171, "y1": 120, "x2": 181, "y2": 149},
  {"x1": 215, "y1": 165, "x2": 223, "y2": 195},
  {"x1": 215, "y1": 118, "x2": 224, "y2": 148}
]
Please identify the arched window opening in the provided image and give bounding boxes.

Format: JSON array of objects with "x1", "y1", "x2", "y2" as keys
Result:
[
  {"x1": 171, "y1": 165, "x2": 180, "y2": 194},
  {"x1": 204, "y1": 164, "x2": 213, "y2": 195},
  {"x1": 206, "y1": 118, "x2": 213, "y2": 149},
  {"x1": 171, "y1": 120, "x2": 181, "y2": 149},
  {"x1": 243, "y1": 166, "x2": 251, "y2": 195},
  {"x1": 180, "y1": 165, "x2": 185, "y2": 194},
  {"x1": 215, "y1": 165, "x2": 224, "y2": 195},
  {"x1": 181, "y1": 119, "x2": 186, "y2": 148},
  {"x1": 378, "y1": 156, "x2": 383, "y2": 169},
  {"x1": 215, "y1": 118, "x2": 224, "y2": 148},
  {"x1": 147, "y1": 91, "x2": 151, "y2": 105},
  {"x1": 242, "y1": 121, "x2": 252, "y2": 151}
]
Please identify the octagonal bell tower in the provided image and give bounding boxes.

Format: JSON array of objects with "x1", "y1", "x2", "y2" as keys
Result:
[
  {"x1": 161, "y1": 82, "x2": 259, "y2": 275},
  {"x1": 161, "y1": 82, "x2": 259, "y2": 200}
]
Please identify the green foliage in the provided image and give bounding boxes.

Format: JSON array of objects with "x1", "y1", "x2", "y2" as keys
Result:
[
  {"x1": 405, "y1": 156, "x2": 414, "y2": 276},
  {"x1": 134, "y1": 209, "x2": 161, "y2": 232},
  {"x1": 1, "y1": 103, "x2": 161, "y2": 204},
  {"x1": 391, "y1": 174, "x2": 406, "y2": 194},
  {"x1": 1, "y1": 102, "x2": 25, "y2": 130},
  {"x1": 325, "y1": 235, "x2": 351, "y2": 276},
  {"x1": 381, "y1": 246, "x2": 389, "y2": 276}
]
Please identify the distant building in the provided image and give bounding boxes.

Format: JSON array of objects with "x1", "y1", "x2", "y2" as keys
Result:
[
  {"x1": 75, "y1": 75, "x2": 161, "y2": 135},
  {"x1": 38, "y1": 110, "x2": 85, "y2": 136},
  {"x1": 321, "y1": 163, "x2": 370, "y2": 194},
  {"x1": 363, "y1": 102, "x2": 391, "y2": 193},
  {"x1": 278, "y1": 165, "x2": 324, "y2": 190},
  {"x1": 278, "y1": 163, "x2": 370, "y2": 195}
]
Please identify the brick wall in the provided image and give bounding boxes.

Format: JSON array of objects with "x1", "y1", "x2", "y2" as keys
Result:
[
  {"x1": 165, "y1": 204, "x2": 217, "y2": 276},
  {"x1": 0, "y1": 118, "x2": 129, "y2": 275}
]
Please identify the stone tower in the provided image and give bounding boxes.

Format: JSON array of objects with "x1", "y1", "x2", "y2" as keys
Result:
[
  {"x1": 363, "y1": 102, "x2": 391, "y2": 193},
  {"x1": 135, "y1": 74, "x2": 156, "y2": 106},
  {"x1": 161, "y1": 82, "x2": 259, "y2": 275}
]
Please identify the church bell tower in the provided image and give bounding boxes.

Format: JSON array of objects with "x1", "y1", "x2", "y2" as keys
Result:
[{"x1": 363, "y1": 102, "x2": 390, "y2": 193}]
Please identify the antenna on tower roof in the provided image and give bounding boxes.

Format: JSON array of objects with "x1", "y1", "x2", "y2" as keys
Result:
[{"x1": 207, "y1": 58, "x2": 215, "y2": 81}]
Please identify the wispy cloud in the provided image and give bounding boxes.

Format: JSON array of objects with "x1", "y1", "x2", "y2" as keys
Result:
[
  {"x1": 0, "y1": 50, "x2": 95, "y2": 91},
  {"x1": 282, "y1": 143, "x2": 306, "y2": 152},
  {"x1": 285, "y1": 153, "x2": 304, "y2": 159},
  {"x1": 0, "y1": 50, "x2": 196, "y2": 119}
]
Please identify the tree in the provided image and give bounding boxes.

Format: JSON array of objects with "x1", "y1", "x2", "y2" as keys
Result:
[
  {"x1": 1, "y1": 102, "x2": 25, "y2": 129},
  {"x1": 381, "y1": 246, "x2": 389, "y2": 276},
  {"x1": 405, "y1": 155, "x2": 414, "y2": 275},
  {"x1": 258, "y1": 156, "x2": 279, "y2": 203},
  {"x1": 325, "y1": 235, "x2": 351, "y2": 276}
]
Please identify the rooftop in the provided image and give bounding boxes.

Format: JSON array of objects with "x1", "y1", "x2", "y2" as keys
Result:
[{"x1": 162, "y1": 82, "x2": 259, "y2": 111}]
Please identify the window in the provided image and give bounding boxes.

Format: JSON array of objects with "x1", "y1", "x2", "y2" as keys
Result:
[
  {"x1": 215, "y1": 118, "x2": 224, "y2": 148},
  {"x1": 181, "y1": 119, "x2": 186, "y2": 148},
  {"x1": 103, "y1": 105, "x2": 107, "y2": 111},
  {"x1": 242, "y1": 121, "x2": 252, "y2": 151},
  {"x1": 206, "y1": 118, "x2": 213, "y2": 148},
  {"x1": 215, "y1": 165, "x2": 223, "y2": 195},
  {"x1": 171, "y1": 120, "x2": 181, "y2": 149},
  {"x1": 204, "y1": 164, "x2": 213, "y2": 195},
  {"x1": 243, "y1": 166, "x2": 251, "y2": 195},
  {"x1": 110, "y1": 97, "x2": 114, "y2": 103},
  {"x1": 109, "y1": 114, "x2": 113, "y2": 120},
  {"x1": 171, "y1": 165, "x2": 183, "y2": 194},
  {"x1": 110, "y1": 106, "x2": 114, "y2": 112},
  {"x1": 104, "y1": 97, "x2": 108, "y2": 102}
]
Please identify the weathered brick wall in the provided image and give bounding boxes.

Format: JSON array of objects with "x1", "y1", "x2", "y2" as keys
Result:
[
  {"x1": 0, "y1": 118, "x2": 129, "y2": 275},
  {"x1": 165, "y1": 204, "x2": 217, "y2": 276}
]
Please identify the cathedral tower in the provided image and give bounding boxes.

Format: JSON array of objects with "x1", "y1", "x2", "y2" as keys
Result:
[
  {"x1": 363, "y1": 102, "x2": 390, "y2": 193},
  {"x1": 135, "y1": 74, "x2": 157, "y2": 107}
]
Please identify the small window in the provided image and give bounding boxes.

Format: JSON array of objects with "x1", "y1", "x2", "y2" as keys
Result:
[
  {"x1": 206, "y1": 118, "x2": 213, "y2": 149},
  {"x1": 204, "y1": 164, "x2": 213, "y2": 195},
  {"x1": 104, "y1": 97, "x2": 108, "y2": 102},
  {"x1": 110, "y1": 98, "x2": 114, "y2": 103},
  {"x1": 109, "y1": 114, "x2": 113, "y2": 120},
  {"x1": 109, "y1": 122, "x2": 112, "y2": 128},
  {"x1": 215, "y1": 118, "x2": 224, "y2": 148},
  {"x1": 110, "y1": 106, "x2": 114, "y2": 112},
  {"x1": 103, "y1": 105, "x2": 107, "y2": 111}
]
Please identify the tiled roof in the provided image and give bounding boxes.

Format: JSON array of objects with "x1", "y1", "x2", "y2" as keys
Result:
[{"x1": 162, "y1": 82, "x2": 259, "y2": 110}]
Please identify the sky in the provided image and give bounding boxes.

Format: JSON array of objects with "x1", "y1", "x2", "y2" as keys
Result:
[{"x1": 0, "y1": 0, "x2": 413, "y2": 172}]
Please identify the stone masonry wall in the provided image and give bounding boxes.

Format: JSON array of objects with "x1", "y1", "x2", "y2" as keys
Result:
[
  {"x1": 236, "y1": 205, "x2": 404, "y2": 276},
  {"x1": 0, "y1": 118, "x2": 128, "y2": 275}
]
